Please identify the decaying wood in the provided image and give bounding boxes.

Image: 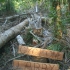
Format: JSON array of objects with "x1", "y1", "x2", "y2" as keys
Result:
[
  {"x1": 18, "y1": 45, "x2": 64, "y2": 60},
  {"x1": 13, "y1": 60, "x2": 59, "y2": 70},
  {"x1": 0, "y1": 19, "x2": 28, "y2": 48},
  {"x1": 16, "y1": 35, "x2": 25, "y2": 45}
]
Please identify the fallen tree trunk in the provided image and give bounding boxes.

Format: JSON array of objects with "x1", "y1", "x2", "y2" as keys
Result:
[
  {"x1": 0, "y1": 19, "x2": 29, "y2": 48},
  {"x1": 0, "y1": 15, "x2": 49, "y2": 48}
]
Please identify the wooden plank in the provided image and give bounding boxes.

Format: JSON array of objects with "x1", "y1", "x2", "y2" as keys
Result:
[
  {"x1": 18, "y1": 45, "x2": 64, "y2": 60},
  {"x1": 13, "y1": 60, "x2": 59, "y2": 70}
]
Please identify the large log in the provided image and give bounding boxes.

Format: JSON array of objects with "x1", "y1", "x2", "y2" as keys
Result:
[
  {"x1": 13, "y1": 60, "x2": 59, "y2": 70},
  {"x1": 0, "y1": 19, "x2": 29, "y2": 48},
  {"x1": 18, "y1": 45, "x2": 64, "y2": 60}
]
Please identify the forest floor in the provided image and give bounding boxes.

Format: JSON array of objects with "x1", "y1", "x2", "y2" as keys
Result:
[
  {"x1": 0, "y1": 17, "x2": 19, "y2": 70},
  {"x1": 0, "y1": 16, "x2": 37, "y2": 70},
  {"x1": 0, "y1": 13, "x2": 70, "y2": 70}
]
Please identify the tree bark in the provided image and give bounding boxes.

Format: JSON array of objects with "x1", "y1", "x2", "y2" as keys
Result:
[{"x1": 0, "y1": 19, "x2": 29, "y2": 48}]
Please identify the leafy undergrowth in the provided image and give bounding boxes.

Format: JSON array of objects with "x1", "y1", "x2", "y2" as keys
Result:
[{"x1": 47, "y1": 41, "x2": 70, "y2": 70}]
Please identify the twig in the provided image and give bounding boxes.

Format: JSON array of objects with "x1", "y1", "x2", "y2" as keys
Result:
[
  {"x1": 65, "y1": 37, "x2": 70, "y2": 48},
  {"x1": 10, "y1": 42, "x2": 16, "y2": 57},
  {"x1": 34, "y1": 43, "x2": 43, "y2": 48},
  {"x1": 30, "y1": 30, "x2": 43, "y2": 42},
  {"x1": 12, "y1": 45, "x2": 16, "y2": 57},
  {"x1": 35, "y1": 1, "x2": 38, "y2": 13},
  {"x1": 2, "y1": 55, "x2": 25, "y2": 69},
  {"x1": 3, "y1": 19, "x2": 8, "y2": 25}
]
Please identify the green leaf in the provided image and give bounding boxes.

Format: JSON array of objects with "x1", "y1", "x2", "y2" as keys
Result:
[
  {"x1": 0, "y1": 0, "x2": 6, "y2": 3},
  {"x1": 47, "y1": 43, "x2": 63, "y2": 52}
]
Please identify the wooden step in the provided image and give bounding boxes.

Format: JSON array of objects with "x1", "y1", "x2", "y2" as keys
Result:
[
  {"x1": 18, "y1": 45, "x2": 64, "y2": 60},
  {"x1": 13, "y1": 60, "x2": 59, "y2": 70}
]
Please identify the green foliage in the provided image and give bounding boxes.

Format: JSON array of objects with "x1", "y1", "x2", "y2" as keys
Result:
[
  {"x1": 24, "y1": 29, "x2": 33, "y2": 44},
  {"x1": 47, "y1": 43, "x2": 63, "y2": 52},
  {"x1": 63, "y1": 13, "x2": 70, "y2": 24},
  {"x1": 0, "y1": 0, "x2": 6, "y2": 3},
  {"x1": 66, "y1": 51, "x2": 70, "y2": 59},
  {"x1": 49, "y1": 7, "x2": 57, "y2": 22},
  {"x1": 6, "y1": 0, "x2": 15, "y2": 14},
  {"x1": 48, "y1": 8, "x2": 59, "y2": 37},
  {"x1": 26, "y1": 33, "x2": 33, "y2": 44},
  {"x1": 13, "y1": 0, "x2": 34, "y2": 13},
  {"x1": 48, "y1": 0, "x2": 69, "y2": 38},
  {"x1": 0, "y1": 0, "x2": 15, "y2": 15}
]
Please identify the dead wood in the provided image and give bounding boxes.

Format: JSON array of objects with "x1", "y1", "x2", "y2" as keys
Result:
[
  {"x1": 0, "y1": 16, "x2": 48, "y2": 49},
  {"x1": 0, "y1": 19, "x2": 28, "y2": 48},
  {"x1": 16, "y1": 35, "x2": 25, "y2": 45},
  {"x1": 30, "y1": 30, "x2": 43, "y2": 42},
  {"x1": 0, "y1": 13, "x2": 27, "y2": 20}
]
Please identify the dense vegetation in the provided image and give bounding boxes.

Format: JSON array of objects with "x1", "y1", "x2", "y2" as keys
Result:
[{"x1": 0, "y1": 0, "x2": 70, "y2": 70}]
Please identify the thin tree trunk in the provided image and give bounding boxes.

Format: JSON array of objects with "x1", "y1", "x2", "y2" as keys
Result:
[
  {"x1": 52, "y1": 0, "x2": 62, "y2": 39},
  {"x1": 56, "y1": 1, "x2": 62, "y2": 39}
]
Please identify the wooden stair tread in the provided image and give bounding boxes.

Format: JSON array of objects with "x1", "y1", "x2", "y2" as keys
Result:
[
  {"x1": 13, "y1": 60, "x2": 59, "y2": 70},
  {"x1": 18, "y1": 45, "x2": 64, "y2": 60}
]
